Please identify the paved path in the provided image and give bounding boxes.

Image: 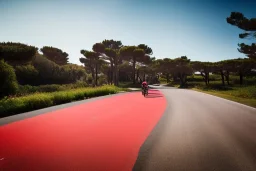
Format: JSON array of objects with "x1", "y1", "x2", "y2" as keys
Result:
[
  {"x1": 133, "y1": 88, "x2": 256, "y2": 171},
  {"x1": 1, "y1": 86, "x2": 256, "y2": 171},
  {"x1": 0, "y1": 91, "x2": 166, "y2": 171}
]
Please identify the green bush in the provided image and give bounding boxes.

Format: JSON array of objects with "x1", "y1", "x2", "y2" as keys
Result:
[
  {"x1": 51, "y1": 91, "x2": 76, "y2": 105},
  {"x1": 230, "y1": 86, "x2": 256, "y2": 99},
  {"x1": 67, "y1": 81, "x2": 88, "y2": 89},
  {"x1": 209, "y1": 74, "x2": 221, "y2": 81},
  {"x1": 15, "y1": 65, "x2": 39, "y2": 85},
  {"x1": 159, "y1": 77, "x2": 167, "y2": 83},
  {"x1": 86, "y1": 74, "x2": 93, "y2": 84},
  {"x1": 18, "y1": 85, "x2": 38, "y2": 95},
  {"x1": 22, "y1": 94, "x2": 54, "y2": 110},
  {"x1": 0, "y1": 85, "x2": 123, "y2": 117},
  {"x1": 232, "y1": 76, "x2": 256, "y2": 85},
  {"x1": 33, "y1": 55, "x2": 86, "y2": 85},
  {"x1": 0, "y1": 60, "x2": 19, "y2": 97},
  {"x1": 38, "y1": 84, "x2": 64, "y2": 92},
  {"x1": 0, "y1": 42, "x2": 37, "y2": 65},
  {"x1": 0, "y1": 94, "x2": 53, "y2": 115},
  {"x1": 187, "y1": 75, "x2": 203, "y2": 82},
  {"x1": 17, "y1": 82, "x2": 89, "y2": 96},
  {"x1": 98, "y1": 75, "x2": 108, "y2": 86}
]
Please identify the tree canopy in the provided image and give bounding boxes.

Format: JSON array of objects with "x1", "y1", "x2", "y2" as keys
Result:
[
  {"x1": 227, "y1": 12, "x2": 256, "y2": 60},
  {"x1": 40, "y1": 46, "x2": 69, "y2": 65},
  {"x1": 0, "y1": 42, "x2": 38, "y2": 65}
]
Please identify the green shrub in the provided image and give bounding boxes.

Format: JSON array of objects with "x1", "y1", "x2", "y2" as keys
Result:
[
  {"x1": 0, "y1": 60, "x2": 19, "y2": 97},
  {"x1": 51, "y1": 91, "x2": 75, "y2": 105},
  {"x1": 68, "y1": 81, "x2": 88, "y2": 89},
  {"x1": 159, "y1": 77, "x2": 167, "y2": 83},
  {"x1": 33, "y1": 55, "x2": 86, "y2": 85},
  {"x1": 38, "y1": 84, "x2": 64, "y2": 92},
  {"x1": 15, "y1": 65, "x2": 39, "y2": 85},
  {"x1": 230, "y1": 86, "x2": 256, "y2": 99},
  {"x1": 0, "y1": 94, "x2": 53, "y2": 115},
  {"x1": 187, "y1": 75, "x2": 203, "y2": 82},
  {"x1": 0, "y1": 85, "x2": 123, "y2": 117},
  {"x1": 86, "y1": 74, "x2": 93, "y2": 84},
  {"x1": 209, "y1": 74, "x2": 221, "y2": 81},
  {"x1": 98, "y1": 75, "x2": 108, "y2": 86},
  {"x1": 22, "y1": 94, "x2": 54, "y2": 110},
  {"x1": 232, "y1": 76, "x2": 256, "y2": 85},
  {"x1": 17, "y1": 82, "x2": 89, "y2": 96},
  {"x1": 0, "y1": 42, "x2": 37, "y2": 65},
  {"x1": 18, "y1": 85, "x2": 38, "y2": 95}
]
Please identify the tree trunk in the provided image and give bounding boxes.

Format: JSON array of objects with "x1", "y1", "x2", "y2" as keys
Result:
[
  {"x1": 173, "y1": 75, "x2": 178, "y2": 82},
  {"x1": 166, "y1": 73, "x2": 170, "y2": 83},
  {"x1": 206, "y1": 72, "x2": 210, "y2": 84},
  {"x1": 110, "y1": 63, "x2": 113, "y2": 85},
  {"x1": 204, "y1": 78, "x2": 207, "y2": 85},
  {"x1": 91, "y1": 67, "x2": 95, "y2": 87},
  {"x1": 95, "y1": 64, "x2": 98, "y2": 86},
  {"x1": 225, "y1": 71, "x2": 230, "y2": 85},
  {"x1": 136, "y1": 69, "x2": 139, "y2": 83},
  {"x1": 132, "y1": 60, "x2": 136, "y2": 84},
  {"x1": 107, "y1": 70, "x2": 110, "y2": 84},
  {"x1": 114, "y1": 66, "x2": 119, "y2": 86},
  {"x1": 143, "y1": 73, "x2": 146, "y2": 81},
  {"x1": 113, "y1": 65, "x2": 116, "y2": 86},
  {"x1": 220, "y1": 71, "x2": 225, "y2": 86},
  {"x1": 117, "y1": 69, "x2": 120, "y2": 86},
  {"x1": 239, "y1": 72, "x2": 243, "y2": 85},
  {"x1": 201, "y1": 72, "x2": 207, "y2": 85},
  {"x1": 179, "y1": 73, "x2": 183, "y2": 87},
  {"x1": 138, "y1": 76, "x2": 143, "y2": 83}
]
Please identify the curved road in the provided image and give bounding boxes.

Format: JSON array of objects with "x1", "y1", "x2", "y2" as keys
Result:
[
  {"x1": 134, "y1": 86, "x2": 256, "y2": 171},
  {"x1": 1, "y1": 86, "x2": 256, "y2": 171}
]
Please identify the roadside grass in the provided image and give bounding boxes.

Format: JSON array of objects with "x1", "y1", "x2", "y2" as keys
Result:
[
  {"x1": 0, "y1": 85, "x2": 127, "y2": 117},
  {"x1": 190, "y1": 80, "x2": 256, "y2": 108},
  {"x1": 118, "y1": 82, "x2": 141, "y2": 88},
  {"x1": 16, "y1": 81, "x2": 89, "y2": 96},
  {"x1": 159, "y1": 75, "x2": 256, "y2": 108},
  {"x1": 193, "y1": 88, "x2": 256, "y2": 108},
  {"x1": 165, "y1": 82, "x2": 180, "y2": 87}
]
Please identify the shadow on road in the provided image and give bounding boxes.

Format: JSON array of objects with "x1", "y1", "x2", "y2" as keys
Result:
[
  {"x1": 146, "y1": 96, "x2": 163, "y2": 98},
  {"x1": 148, "y1": 89, "x2": 159, "y2": 92},
  {"x1": 133, "y1": 92, "x2": 170, "y2": 171},
  {"x1": 145, "y1": 90, "x2": 164, "y2": 98},
  {"x1": 148, "y1": 91, "x2": 161, "y2": 94}
]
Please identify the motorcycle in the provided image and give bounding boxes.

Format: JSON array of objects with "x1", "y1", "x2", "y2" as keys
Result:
[{"x1": 142, "y1": 86, "x2": 148, "y2": 97}]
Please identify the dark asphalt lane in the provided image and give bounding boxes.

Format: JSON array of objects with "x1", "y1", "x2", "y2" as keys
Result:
[{"x1": 133, "y1": 88, "x2": 256, "y2": 171}]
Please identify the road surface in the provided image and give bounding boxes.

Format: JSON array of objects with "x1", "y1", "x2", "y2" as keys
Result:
[
  {"x1": 133, "y1": 87, "x2": 256, "y2": 171},
  {"x1": 1, "y1": 86, "x2": 256, "y2": 171},
  {"x1": 0, "y1": 90, "x2": 166, "y2": 171}
]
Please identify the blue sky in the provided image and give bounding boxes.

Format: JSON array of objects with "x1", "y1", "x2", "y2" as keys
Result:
[{"x1": 0, "y1": 0, "x2": 255, "y2": 64}]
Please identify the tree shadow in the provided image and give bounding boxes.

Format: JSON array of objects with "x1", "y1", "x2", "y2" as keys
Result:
[
  {"x1": 145, "y1": 90, "x2": 163, "y2": 98},
  {"x1": 145, "y1": 95, "x2": 163, "y2": 98},
  {"x1": 147, "y1": 89, "x2": 159, "y2": 92},
  {"x1": 148, "y1": 91, "x2": 160, "y2": 94}
]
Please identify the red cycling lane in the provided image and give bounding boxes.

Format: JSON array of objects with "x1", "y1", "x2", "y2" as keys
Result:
[{"x1": 0, "y1": 90, "x2": 166, "y2": 171}]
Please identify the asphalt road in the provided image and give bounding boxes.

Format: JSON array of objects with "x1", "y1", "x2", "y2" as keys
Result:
[
  {"x1": 1, "y1": 86, "x2": 256, "y2": 171},
  {"x1": 133, "y1": 87, "x2": 256, "y2": 171},
  {"x1": 0, "y1": 91, "x2": 166, "y2": 171}
]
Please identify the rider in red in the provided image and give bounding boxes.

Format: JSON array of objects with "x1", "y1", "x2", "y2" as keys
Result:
[{"x1": 141, "y1": 80, "x2": 148, "y2": 93}]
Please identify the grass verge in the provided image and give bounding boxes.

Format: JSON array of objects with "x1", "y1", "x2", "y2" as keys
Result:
[
  {"x1": 0, "y1": 85, "x2": 127, "y2": 117},
  {"x1": 118, "y1": 82, "x2": 141, "y2": 88},
  {"x1": 193, "y1": 87, "x2": 256, "y2": 108}
]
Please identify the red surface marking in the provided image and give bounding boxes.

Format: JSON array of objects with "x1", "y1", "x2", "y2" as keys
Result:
[{"x1": 0, "y1": 90, "x2": 166, "y2": 171}]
